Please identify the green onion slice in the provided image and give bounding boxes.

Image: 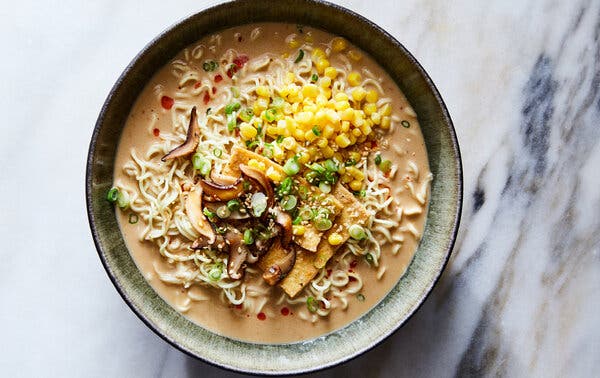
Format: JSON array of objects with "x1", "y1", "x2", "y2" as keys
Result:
[
  {"x1": 227, "y1": 199, "x2": 241, "y2": 212},
  {"x1": 374, "y1": 154, "x2": 382, "y2": 166},
  {"x1": 107, "y1": 187, "x2": 119, "y2": 203},
  {"x1": 379, "y1": 160, "x2": 392, "y2": 174},
  {"x1": 192, "y1": 154, "x2": 211, "y2": 176},
  {"x1": 306, "y1": 296, "x2": 318, "y2": 313},
  {"x1": 313, "y1": 216, "x2": 332, "y2": 231},
  {"x1": 227, "y1": 114, "x2": 237, "y2": 132},
  {"x1": 128, "y1": 213, "x2": 139, "y2": 224},
  {"x1": 203, "y1": 207, "x2": 216, "y2": 219},
  {"x1": 356, "y1": 293, "x2": 365, "y2": 302},
  {"x1": 312, "y1": 125, "x2": 321, "y2": 136},
  {"x1": 243, "y1": 229, "x2": 254, "y2": 245},
  {"x1": 348, "y1": 224, "x2": 367, "y2": 240},
  {"x1": 318, "y1": 182, "x2": 331, "y2": 194},
  {"x1": 251, "y1": 192, "x2": 268, "y2": 217},
  {"x1": 213, "y1": 148, "x2": 222, "y2": 158},
  {"x1": 265, "y1": 108, "x2": 277, "y2": 122},
  {"x1": 116, "y1": 190, "x2": 130, "y2": 210},
  {"x1": 310, "y1": 73, "x2": 318, "y2": 83},
  {"x1": 225, "y1": 102, "x2": 241, "y2": 115},
  {"x1": 401, "y1": 120, "x2": 411, "y2": 128},
  {"x1": 365, "y1": 253, "x2": 375, "y2": 265},
  {"x1": 208, "y1": 264, "x2": 223, "y2": 281},
  {"x1": 294, "y1": 49, "x2": 305, "y2": 63},
  {"x1": 283, "y1": 156, "x2": 300, "y2": 176},
  {"x1": 280, "y1": 195, "x2": 298, "y2": 211},
  {"x1": 216, "y1": 205, "x2": 231, "y2": 219}
]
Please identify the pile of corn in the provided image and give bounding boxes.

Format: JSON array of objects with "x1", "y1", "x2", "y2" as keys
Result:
[{"x1": 237, "y1": 37, "x2": 392, "y2": 191}]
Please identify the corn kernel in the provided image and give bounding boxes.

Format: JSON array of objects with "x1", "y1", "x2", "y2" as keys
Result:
[
  {"x1": 296, "y1": 111, "x2": 313, "y2": 125},
  {"x1": 342, "y1": 174, "x2": 353, "y2": 183},
  {"x1": 308, "y1": 146, "x2": 318, "y2": 158},
  {"x1": 293, "y1": 128, "x2": 305, "y2": 141},
  {"x1": 349, "y1": 180, "x2": 363, "y2": 191},
  {"x1": 341, "y1": 121, "x2": 350, "y2": 132},
  {"x1": 366, "y1": 90, "x2": 379, "y2": 103},
  {"x1": 347, "y1": 166, "x2": 364, "y2": 180},
  {"x1": 363, "y1": 103, "x2": 377, "y2": 116},
  {"x1": 351, "y1": 87, "x2": 367, "y2": 102},
  {"x1": 335, "y1": 134, "x2": 351, "y2": 148},
  {"x1": 349, "y1": 151, "x2": 361, "y2": 162},
  {"x1": 304, "y1": 129, "x2": 318, "y2": 142},
  {"x1": 282, "y1": 136, "x2": 297, "y2": 150},
  {"x1": 288, "y1": 38, "x2": 300, "y2": 49},
  {"x1": 322, "y1": 125, "x2": 335, "y2": 139},
  {"x1": 352, "y1": 128, "x2": 362, "y2": 137},
  {"x1": 334, "y1": 92, "x2": 349, "y2": 102},
  {"x1": 266, "y1": 125, "x2": 279, "y2": 136},
  {"x1": 380, "y1": 103, "x2": 392, "y2": 116},
  {"x1": 316, "y1": 137, "x2": 328, "y2": 148},
  {"x1": 240, "y1": 124, "x2": 258, "y2": 140},
  {"x1": 256, "y1": 85, "x2": 270, "y2": 97},
  {"x1": 281, "y1": 52, "x2": 289, "y2": 59},
  {"x1": 371, "y1": 112, "x2": 381, "y2": 125},
  {"x1": 273, "y1": 144, "x2": 285, "y2": 161},
  {"x1": 315, "y1": 59, "x2": 330, "y2": 74},
  {"x1": 322, "y1": 146, "x2": 334, "y2": 158},
  {"x1": 338, "y1": 167, "x2": 346, "y2": 175},
  {"x1": 302, "y1": 84, "x2": 319, "y2": 98},
  {"x1": 334, "y1": 101, "x2": 350, "y2": 111},
  {"x1": 347, "y1": 49, "x2": 362, "y2": 61},
  {"x1": 331, "y1": 37, "x2": 347, "y2": 52},
  {"x1": 347, "y1": 72, "x2": 362, "y2": 86},
  {"x1": 349, "y1": 134, "x2": 357, "y2": 145},
  {"x1": 266, "y1": 166, "x2": 284, "y2": 182},
  {"x1": 319, "y1": 76, "x2": 332, "y2": 88},
  {"x1": 361, "y1": 124, "x2": 372, "y2": 136},
  {"x1": 315, "y1": 94, "x2": 328, "y2": 106},
  {"x1": 324, "y1": 67, "x2": 338, "y2": 79},
  {"x1": 340, "y1": 108, "x2": 355, "y2": 121},
  {"x1": 322, "y1": 89, "x2": 332, "y2": 99},
  {"x1": 358, "y1": 135, "x2": 367, "y2": 143},
  {"x1": 254, "y1": 98, "x2": 269, "y2": 115},
  {"x1": 328, "y1": 232, "x2": 344, "y2": 245},
  {"x1": 285, "y1": 72, "x2": 296, "y2": 84},
  {"x1": 298, "y1": 151, "x2": 311, "y2": 164},
  {"x1": 248, "y1": 159, "x2": 266, "y2": 172},
  {"x1": 381, "y1": 116, "x2": 391, "y2": 129},
  {"x1": 326, "y1": 109, "x2": 341, "y2": 123},
  {"x1": 312, "y1": 47, "x2": 326, "y2": 60},
  {"x1": 293, "y1": 225, "x2": 306, "y2": 236}
]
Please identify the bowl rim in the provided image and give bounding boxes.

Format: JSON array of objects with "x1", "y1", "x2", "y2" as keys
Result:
[{"x1": 86, "y1": 0, "x2": 463, "y2": 374}]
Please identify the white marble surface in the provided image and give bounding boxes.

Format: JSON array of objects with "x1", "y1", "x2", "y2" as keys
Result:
[{"x1": 1, "y1": 0, "x2": 599, "y2": 376}]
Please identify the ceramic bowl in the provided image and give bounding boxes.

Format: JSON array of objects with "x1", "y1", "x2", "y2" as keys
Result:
[{"x1": 86, "y1": 0, "x2": 462, "y2": 374}]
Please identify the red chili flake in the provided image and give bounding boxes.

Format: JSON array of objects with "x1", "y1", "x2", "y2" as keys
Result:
[
  {"x1": 237, "y1": 35, "x2": 243, "y2": 42},
  {"x1": 281, "y1": 307, "x2": 290, "y2": 316},
  {"x1": 257, "y1": 312, "x2": 266, "y2": 321},
  {"x1": 203, "y1": 92, "x2": 210, "y2": 104},
  {"x1": 326, "y1": 269, "x2": 332, "y2": 277},
  {"x1": 235, "y1": 304, "x2": 243, "y2": 309},
  {"x1": 194, "y1": 82, "x2": 201, "y2": 89},
  {"x1": 371, "y1": 140, "x2": 378, "y2": 148},
  {"x1": 212, "y1": 86, "x2": 217, "y2": 94},
  {"x1": 160, "y1": 96, "x2": 174, "y2": 110},
  {"x1": 226, "y1": 64, "x2": 238, "y2": 78},
  {"x1": 349, "y1": 276, "x2": 357, "y2": 282},
  {"x1": 214, "y1": 74, "x2": 223, "y2": 83},
  {"x1": 152, "y1": 128, "x2": 160, "y2": 137},
  {"x1": 233, "y1": 54, "x2": 249, "y2": 68},
  {"x1": 350, "y1": 260, "x2": 358, "y2": 268}
]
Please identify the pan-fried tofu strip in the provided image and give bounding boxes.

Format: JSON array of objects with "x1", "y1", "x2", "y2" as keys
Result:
[
  {"x1": 314, "y1": 184, "x2": 369, "y2": 268},
  {"x1": 274, "y1": 184, "x2": 369, "y2": 297},
  {"x1": 224, "y1": 146, "x2": 342, "y2": 251}
]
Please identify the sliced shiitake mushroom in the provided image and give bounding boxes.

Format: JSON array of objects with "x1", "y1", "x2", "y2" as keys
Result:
[
  {"x1": 239, "y1": 164, "x2": 275, "y2": 212},
  {"x1": 161, "y1": 107, "x2": 200, "y2": 161},
  {"x1": 274, "y1": 209, "x2": 292, "y2": 247},
  {"x1": 262, "y1": 241, "x2": 296, "y2": 286},
  {"x1": 185, "y1": 185, "x2": 215, "y2": 243},
  {"x1": 200, "y1": 177, "x2": 245, "y2": 202},
  {"x1": 224, "y1": 228, "x2": 249, "y2": 280}
]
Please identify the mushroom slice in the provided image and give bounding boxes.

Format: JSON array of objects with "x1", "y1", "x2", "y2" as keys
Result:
[
  {"x1": 161, "y1": 107, "x2": 200, "y2": 161},
  {"x1": 185, "y1": 185, "x2": 215, "y2": 243},
  {"x1": 200, "y1": 177, "x2": 244, "y2": 201},
  {"x1": 239, "y1": 164, "x2": 275, "y2": 213},
  {"x1": 274, "y1": 209, "x2": 293, "y2": 247},
  {"x1": 225, "y1": 228, "x2": 249, "y2": 280},
  {"x1": 262, "y1": 242, "x2": 296, "y2": 286},
  {"x1": 210, "y1": 171, "x2": 239, "y2": 186}
]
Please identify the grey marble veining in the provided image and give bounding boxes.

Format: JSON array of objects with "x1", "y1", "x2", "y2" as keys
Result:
[{"x1": 0, "y1": 0, "x2": 598, "y2": 377}]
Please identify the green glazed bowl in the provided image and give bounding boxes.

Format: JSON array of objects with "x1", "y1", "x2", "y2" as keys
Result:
[{"x1": 86, "y1": 0, "x2": 462, "y2": 374}]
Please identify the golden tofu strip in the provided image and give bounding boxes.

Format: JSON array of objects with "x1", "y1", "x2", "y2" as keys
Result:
[
  {"x1": 277, "y1": 184, "x2": 369, "y2": 297},
  {"x1": 314, "y1": 184, "x2": 369, "y2": 268}
]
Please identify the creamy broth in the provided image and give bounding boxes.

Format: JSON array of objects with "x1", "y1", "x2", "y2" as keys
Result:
[{"x1": 113, "y1": 23, "x2": 431, "y2": 343}]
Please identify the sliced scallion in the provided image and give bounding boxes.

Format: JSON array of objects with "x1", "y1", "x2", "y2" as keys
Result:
[
  {"x1": 280, "y1": 195, "x2": 298, "y2": 211},
  {"x1": 107, "y1": 187, "x2": 119, "y2": 203},
  {"x1": 348, "y1": 224, "x2": 367, "y2": 240},
  {"x1": 116, "y1": 190, "x2": 130, "y2": 210},
  {"x1": 312, "y1": 125, "x2": 321, "y2": 136},
  {"x1": 283, "y1": 156, "x2": 300, "y2": 176},
  {"x1": 379, "y1": 160, "x2": 392, "y2": 174},
  {"x1": 225, "y1": 102, "x2": 241, "y2": 115},
  {"x1": 216, "y1": 205, "x2": 231, "y2": 219},
  {"x1": 318, "y1": 182, "x2": 331, "y2": 194},
  {"x1": 192, "y1": 154, "x2": 211, "y2": 176},
  {"x1": 128, "y1": 213, "x2": 139, "y2": 224},
  {"x1": 306, "y1": 296, "x2": 318, "y2": 313},
  {"x1": 294, "y1": 49, "x2": 305, "y2": 63},
  {"x1": 310, "y1": 73, "x2": 318, "y2": 83},
  {"x1": 401, "y1": 120, "x2": 411, "y2": 128},
  {"x1": 356, "y1": 293, "x2": 365, "y2": 302},
  {"x1": 208, "y1": 264, "x2": 223, "y2": 281},
  {"x1": 374, "y1": 154, "x2": 382, "y2": 166},
  {"x1": 251, "y1": 192, "x2": 268, "y2": 217},
  {"x1": 227, "y1": 114, "x2": 237, "y2": 132},
  {"x1": 313, "y1": 216, "x2": 332, "y2": 231},
  {"x1": 265, "y1": 108, "x2": 277, "y2": 122},
  {"x1": 227, "y1": 199, "x2": 241, "y2": 212},
  {"x1": 203, "y1": 207, "x2": 216, "y2": 219},
  {"x1": 213, "y1": 148, "x2": 222, "y2": 158},
  {"x1": 243, "y1": 229, "x2": 254, "y2": 245},
  {"x1": 365, "y1": 253, "x2": 375, "y2": 265}
]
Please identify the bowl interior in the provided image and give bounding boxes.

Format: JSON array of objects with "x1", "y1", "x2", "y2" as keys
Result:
[{"x1": 86, "y1": 0, "x2": 462, "y2": 374}]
